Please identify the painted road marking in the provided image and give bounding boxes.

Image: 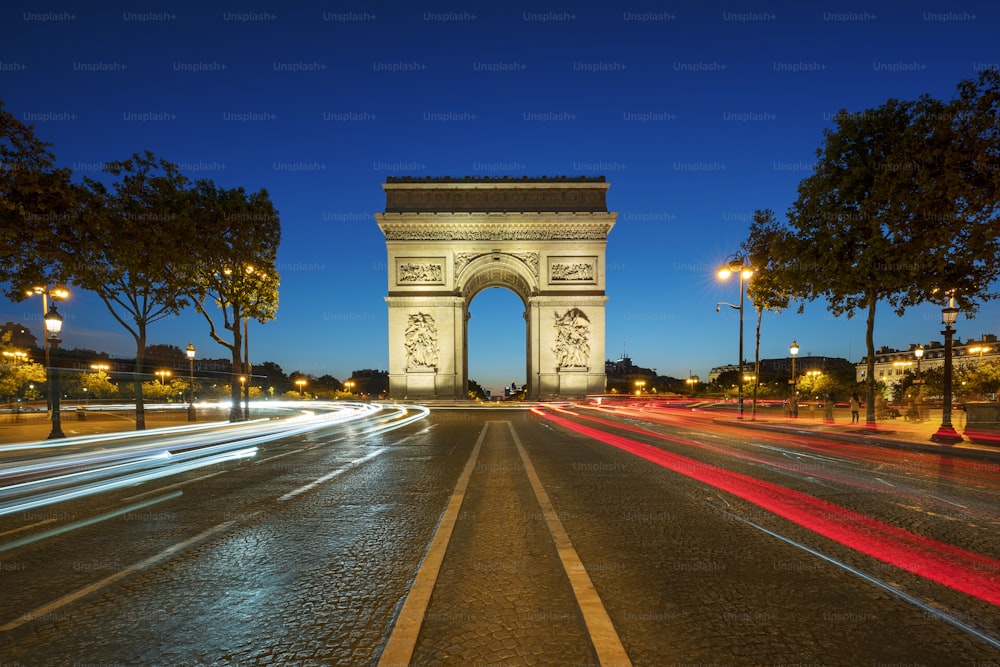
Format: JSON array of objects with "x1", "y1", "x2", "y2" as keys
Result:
[
  {"x1": 378, "y1": 422, "x2": 488, "y2": 667},
  {"x1": 507, "y1": 421, "x2": 632, "y2": 666}
]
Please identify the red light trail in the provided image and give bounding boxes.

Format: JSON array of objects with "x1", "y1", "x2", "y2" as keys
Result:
[{"x1": 533, "y1": 406, "x2": 1000, "y2": 607}]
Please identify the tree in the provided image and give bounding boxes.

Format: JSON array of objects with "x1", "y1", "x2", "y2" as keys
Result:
[
  {"x1": 186, "y1": 180, "x2": 280, "y2": 421},
  {"x1": 903, "y1": 70, "x2": 1000, "y2": 308},
  {"x1": 0, "y1": 100, "x2": 76, "y2": 295},
  {"x1": 783, "y1": 98, "x2": 919, "y2": 426},
  {"x1": 741, "y1": 209, "x2": 793, "y2": 416},
  {"x1": 781, "y1": 73, "x2": 1000, "y2": 426},
  {"x1": 70, "y1": 152, "x2": 194, "y2": 430},
  {"x1": 0, "y1": 331, "x2": 46, "y2": 403},
  {"x1": 79, "y1": 369, "x2": 119, "y2": 399},
  {"x1": 255, "y1": 360, "x2": 290, "y2": 396},
  {"x1": 468, "y1": 379, "x2": 488, "y2": 401}
]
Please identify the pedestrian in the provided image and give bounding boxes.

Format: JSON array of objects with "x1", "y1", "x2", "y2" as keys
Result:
[{"x1": 850, "y1": 392, "x2": 861, "y2": 423}]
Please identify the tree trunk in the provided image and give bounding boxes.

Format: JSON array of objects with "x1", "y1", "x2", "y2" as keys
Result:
[
  {"x1": 229, "y1": 321, "x2": 242, "y2": 422},
  {"x1": 864, "y1": 296, "x2": 877, "y2": 427},
  {"x1": 134, "y1": 330, "x2": 146, "y2": 430}
]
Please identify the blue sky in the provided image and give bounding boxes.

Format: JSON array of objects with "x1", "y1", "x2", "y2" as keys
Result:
[{"x1": 2, "y1": 2, "x2": 998, "y2": 395}]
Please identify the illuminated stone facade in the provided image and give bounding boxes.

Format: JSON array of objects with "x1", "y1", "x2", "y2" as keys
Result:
[{"x1": 376, "y1": 177, "x2": 616, "y2": 399}]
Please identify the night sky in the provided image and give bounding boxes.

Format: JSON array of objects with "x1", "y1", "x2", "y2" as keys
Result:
[{"x1": 2, "y1": 2, "x2": 998, "y2": 394}]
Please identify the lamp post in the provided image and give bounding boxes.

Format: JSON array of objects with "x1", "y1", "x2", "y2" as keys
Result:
[
  {"x1": 27, "y1": 286, "x2": 69, "y2": 417},
  {"x1": 635, "y1": 379, "x2": 646, "y2": 395},
  {"x1": 716, "y1": 253, "x2": 753, "y2": 419},
  {"x1": 931, "y1": 304, "x2": 963, "y2": 444},
  {"x1": 344, "y1": 379, "x2": 355, "y2": 395},
  {"x1": 43, "y1": 304, "x2": 65, "y2": 439},
  {"x1": 295, "y1": 378, "x2": 307, "y2": 397},
  {"x1": 789, "y1": 339, "x2": 799, "y2": 418},
  {"x1": 155, "y1": 370, "x2": 172, "y2": 385},
  {"x1": 914, "y1": 345, "x2": 923, "y2": 384},
  {"x1": 186, "y1": 342, "x2": 196, "y2": 421}
]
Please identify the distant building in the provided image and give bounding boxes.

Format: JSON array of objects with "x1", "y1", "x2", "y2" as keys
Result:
[
  {"x1": 709, "y1": 356, "x2": 852, "y2": 384},
  {"x1": 347, "y1": 369, "x2": 389, "y2": 397},
  {"x1": 855, "y1": 333, "x2": 998, "y2": 383},
  {"x1": 605, "y1": 354, "x2": 662, "y2": 392}
]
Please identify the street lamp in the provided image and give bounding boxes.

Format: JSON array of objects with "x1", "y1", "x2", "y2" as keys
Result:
[
  {"x1": 914, "y1": 345, "x2": 924, "y2": 384},
  {"x1": 716, "y1": 253, "x2": 753, "y2": 419},
  {"x1": 789, "y1": 339, "x2": 799, "y2": 418},
  {"x1": 186, "y1": 342, "x2": 196, "y2": 421},
  {"x1": 27, "y1": 286, "x2": 68, "y2": 419},
  {"x1": 344, "y1": 379, "x2": 355, "y2": 395},
  {"x1": 43, "y1": 304, "x2": 65, "y2": 439},
  {"x1": 155, "y1": 370, "x2": 172, "y2": 385},
  {"x1": 931, "y1": 304, "x2": 963, "y2": 444},
  {"x1": 967, "y1": 342, "x2": 992, "y2": 365},
  {"x1": 295, "y1": 378, "x2": 307, "y2": 397}
]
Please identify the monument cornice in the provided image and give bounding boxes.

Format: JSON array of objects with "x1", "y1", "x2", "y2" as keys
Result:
[{"x1": 377, "y1": 212, "x2": 615, "y2": 241}]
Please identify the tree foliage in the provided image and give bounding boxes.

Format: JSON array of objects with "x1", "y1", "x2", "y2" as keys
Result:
[
  {"x1": 0, "y1": 100, "x2": 76, "y2": 296},
  {"x1": 0, "y1": 331, "x2": 46, "y2": 401},
  {"x1": 765, "y1": 71, "x2": 1000, "y2": 424},
  {"x1": 186, "y1": 180, "x2": 281, "y2": 420},
  {"x1": 72, "y1": 151, "x2": 194, "y2": 428},
  {"x1": 1, "y1": 104, "x2": 284, "y2": 424}
]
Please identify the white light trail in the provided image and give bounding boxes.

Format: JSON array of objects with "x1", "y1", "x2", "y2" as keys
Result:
[{"x1": 0, "y1": 402, "x2": 415, "y2": 520}]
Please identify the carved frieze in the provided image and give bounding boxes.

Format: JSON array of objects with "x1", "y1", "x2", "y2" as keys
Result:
[
  {"x1": 381, "y1": 223, "x2": 612, "y2": 241},
  {"x1": 549, "y1": 256, "x2": 597, "y2": 284},
  {"x1": 396, "y1": 258, "x2": 445, "y2": 285}
]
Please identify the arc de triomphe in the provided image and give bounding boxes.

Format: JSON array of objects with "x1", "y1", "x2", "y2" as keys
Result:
[{"x1": 376, "y1": 176, "x2": 616, "y2": 400}]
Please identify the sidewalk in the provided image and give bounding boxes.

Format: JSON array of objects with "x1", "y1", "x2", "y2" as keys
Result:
[
  {"x1": 0, "y1": 407, "x2": 231, "y2": 447},
  {"x1": 721, "y1": 406, "x2": 1000, "y2": 462}
]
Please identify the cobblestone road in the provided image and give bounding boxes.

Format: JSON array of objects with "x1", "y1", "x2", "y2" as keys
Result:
[{"x1": 0, "y1": 405, "x2": 997, "y2": 665}]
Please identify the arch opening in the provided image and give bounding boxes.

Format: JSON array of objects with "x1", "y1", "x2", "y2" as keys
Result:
[{"x1": 466, "y1": 286, "x2": 527, "y2": 400}]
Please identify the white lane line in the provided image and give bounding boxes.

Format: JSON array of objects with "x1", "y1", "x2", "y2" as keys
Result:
[
  {"x1": 0, "y1": 518, "x2": 56, "y2": 539},
  {"x1": 507, "y1": 421, "x2": 633, "y2": 667},
  {"x1": 0, "y1": 518, "x2": 239, "y2": 632},
  {"x1": 278, "y1": 447, "x2": 387, "y2": 502},
  {"x1": 378, "y1": 422, "x2": 488, "y2": 667}
]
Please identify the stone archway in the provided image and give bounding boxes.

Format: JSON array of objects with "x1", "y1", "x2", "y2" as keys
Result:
[{"x1": 376, "y1": 176, "x2": 616, "y2": 400}]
